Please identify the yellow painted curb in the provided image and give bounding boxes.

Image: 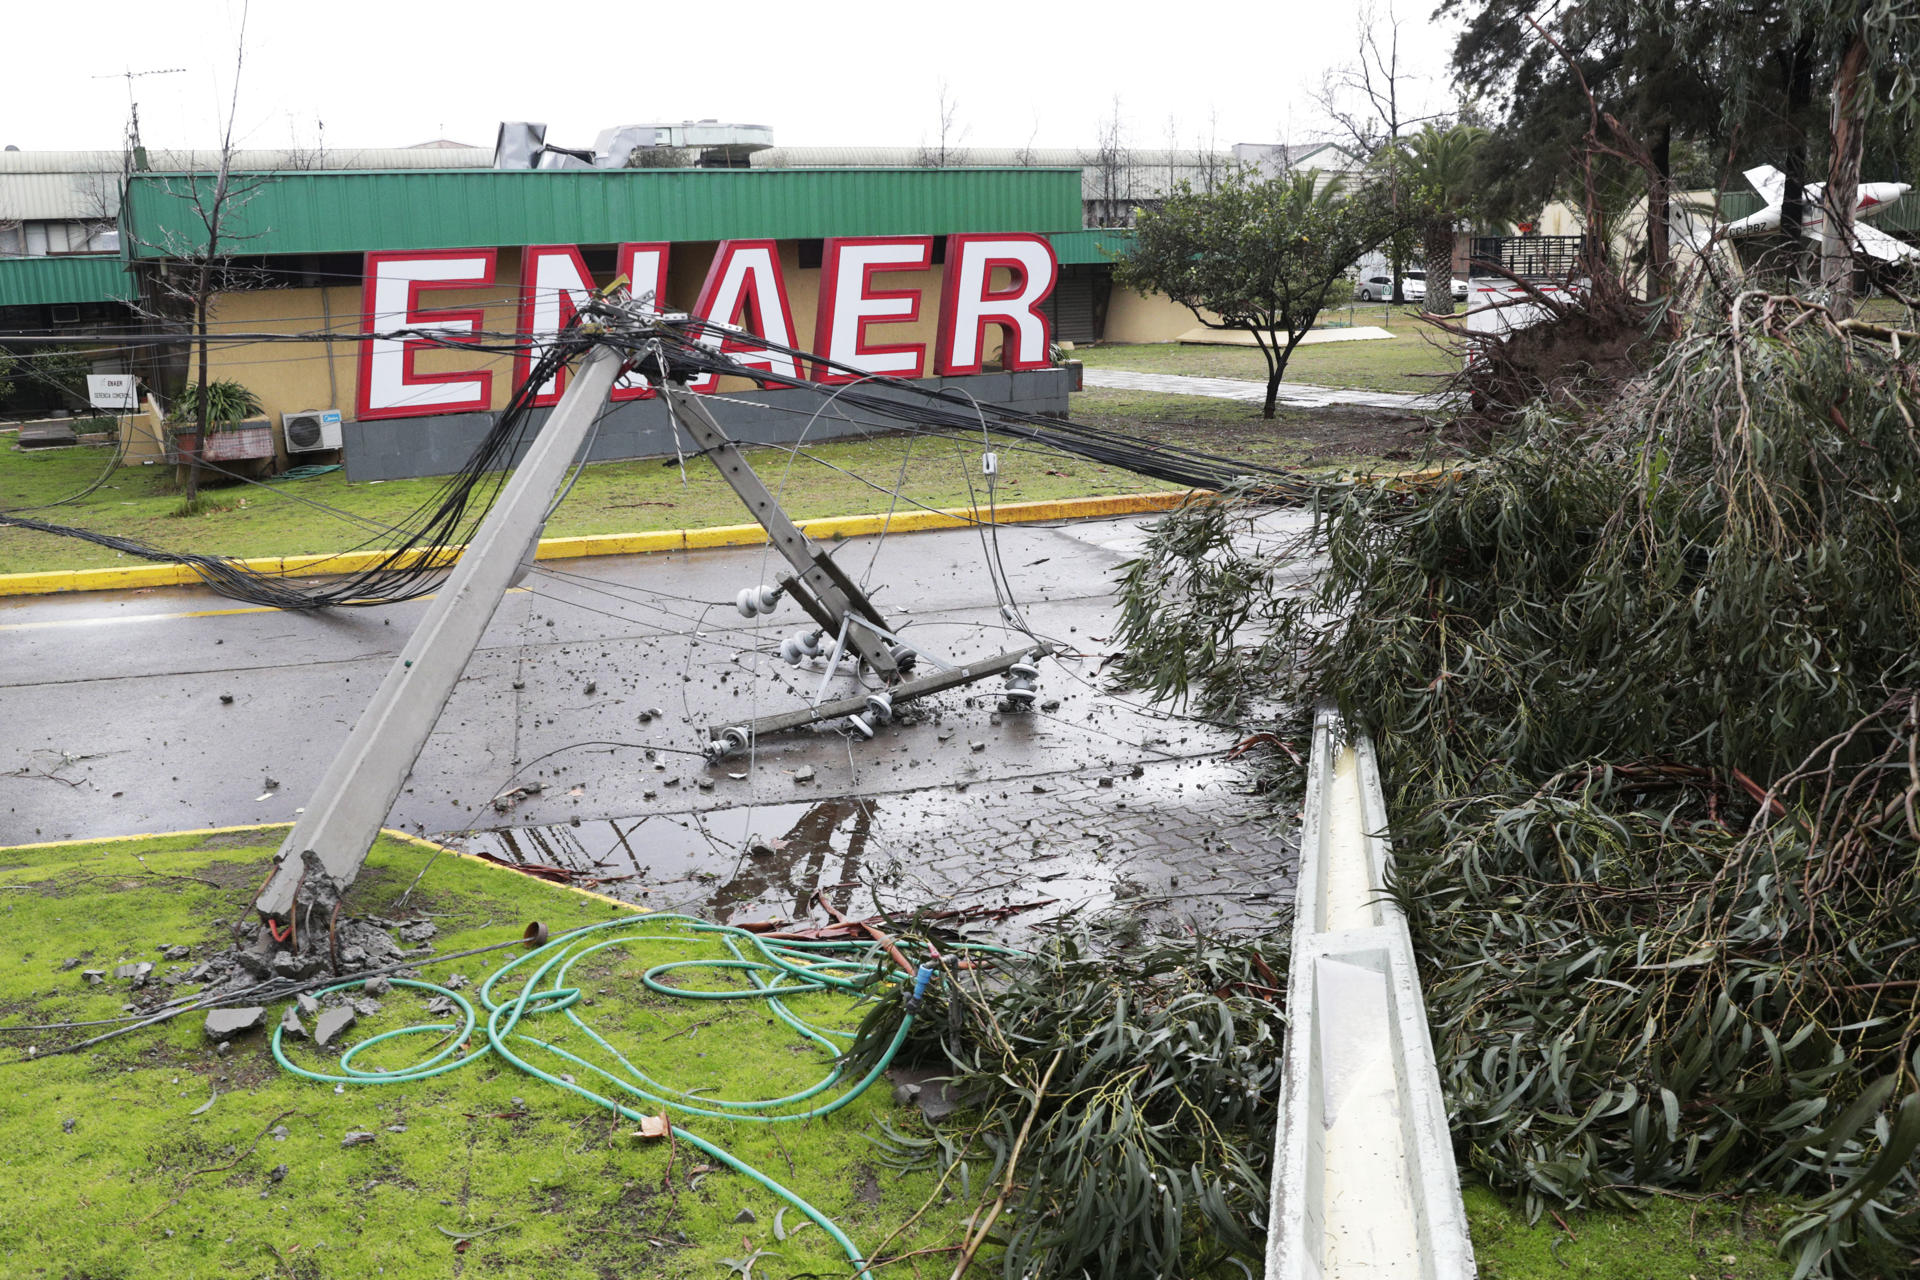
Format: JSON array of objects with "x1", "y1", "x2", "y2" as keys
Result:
[
  {"x1": 0, "y1": 490, "x2": 1204, "y2": 600},
  {"x1": 0, "y1": 821, "x2": 645, "y2": 914}
]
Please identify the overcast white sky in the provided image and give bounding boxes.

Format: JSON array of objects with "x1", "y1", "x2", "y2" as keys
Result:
[{"x1": 0, "y1": 1, "x2": 1463, "y2": 156}]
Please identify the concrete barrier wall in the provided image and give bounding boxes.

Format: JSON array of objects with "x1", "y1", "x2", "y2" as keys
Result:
[{"x1": 340, "y1": 369, "x2": 1069, "y2": 483}]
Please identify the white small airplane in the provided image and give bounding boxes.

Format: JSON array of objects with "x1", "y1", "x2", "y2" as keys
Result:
[{"x1": 1723, "y1": 164, "x2": 1918, "y2": 262}]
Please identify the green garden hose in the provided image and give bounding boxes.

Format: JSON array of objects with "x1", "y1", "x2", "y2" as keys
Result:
[{"x1": 272, "y1": 913, "x2": 938, "y2": 1278}]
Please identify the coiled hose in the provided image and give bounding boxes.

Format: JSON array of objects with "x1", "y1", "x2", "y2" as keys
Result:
[{"x1": 272, "y1": 913, "x2": 937, "y2": 1277}]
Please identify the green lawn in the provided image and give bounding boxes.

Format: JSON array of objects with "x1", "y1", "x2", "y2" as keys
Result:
[
  {"x1": 1, "y1": 389, "x2": 1441, "y2": 576},
  {"x1": 0, "y1": 831, "x2": 957, "y2": 1279},
  {"x1": 0, "y1": 432, "x2": 1154, "y2": 575},
  {"x1": 1076, "y1": 323, "x2": 1462, "y2": 396},
  {"x1": 1465, "y1": 1186, "x2": 1797, "y2": 1279}
]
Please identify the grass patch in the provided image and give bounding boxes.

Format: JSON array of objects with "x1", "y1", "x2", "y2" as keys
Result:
[
  {"x1": 0, "y1": 394, "x2": 1433, "y2": 577},
  {"x1": 1071, "y1": 387, "x2": 1438, "y2": 471},
  {"x1": 0, "y1": 432, "x2": 1156, "y2": 575},
  {"x1": 1465, "y1": 1184, "x2": 1800, "y2": 1279},
  {"x1": 0, "y1": 830, "x2": 956, "y2": 1279},
  {"x1": 1076, "y1": 321, "x2": 1461, "y2": 395}
]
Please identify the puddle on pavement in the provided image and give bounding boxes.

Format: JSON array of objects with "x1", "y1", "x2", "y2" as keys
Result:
[{"x1": 442, "y1": 756, "x2": 1294, "y2": 935}]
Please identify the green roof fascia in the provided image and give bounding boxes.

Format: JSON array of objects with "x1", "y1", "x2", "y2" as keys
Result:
[
  {"x1": 1048, "y1": 228, "x2": 1135, "y2": 264},
  {"x1": 0, "y1": 254, "x2": 136, "y2": 307},
  {"x1": 121, "y1": 167, "x2": 1088, "y2": 260}
]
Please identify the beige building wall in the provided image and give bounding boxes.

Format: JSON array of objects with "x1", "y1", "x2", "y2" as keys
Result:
[{"x1": 1103, "y1": 288, "x2": 1217, "y2": 344}]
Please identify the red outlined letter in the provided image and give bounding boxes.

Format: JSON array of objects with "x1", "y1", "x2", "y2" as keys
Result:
[
  {"x1": 356, "y1": 249, "x2": 498, "y2": 421},
  {"x1": 515, "y1": 243, "x2": 670, "y2": 404},
  {"x1": 812, "y1": 236, "x2": 933, "y2": 383},
  {"x1": 934, "y1": 234, "x2": 1057, "y2": 375},
  {"x1": 688, "y1": 240, "x2": 802, "y2": 393}
]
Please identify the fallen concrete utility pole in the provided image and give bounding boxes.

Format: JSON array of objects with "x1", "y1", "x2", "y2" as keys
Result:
[
  {"x1": 253, "y1": 346, "x2": 626, "y2": 928},
  {"x1": 255, "y1": 310, "x2": 1056, "y2": 938},
  {"x1": 1266, "y1": 703, "x2": 1475, "y2": 1279}
]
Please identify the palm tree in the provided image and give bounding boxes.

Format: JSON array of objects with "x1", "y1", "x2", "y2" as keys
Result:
[{"x1": 1399, "y1": 123, "x2": 1487, "y2": 316}]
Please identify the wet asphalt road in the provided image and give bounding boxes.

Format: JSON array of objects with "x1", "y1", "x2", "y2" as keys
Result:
[{"x1": 0, "y1": 516, "x2": 1307, "y2": 933}]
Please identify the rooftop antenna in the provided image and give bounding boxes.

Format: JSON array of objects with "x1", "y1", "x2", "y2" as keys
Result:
[{"x1": 93, "y1": 66, "x2": 186, "y2": 169}]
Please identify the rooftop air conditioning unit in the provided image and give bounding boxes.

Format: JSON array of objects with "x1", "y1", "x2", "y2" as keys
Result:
[{"x1": 283, "y1": 408, "x2": 342, "y2": 454}]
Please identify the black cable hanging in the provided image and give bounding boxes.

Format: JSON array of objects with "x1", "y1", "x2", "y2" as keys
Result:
[{"x1": 2, "y1": 302, "x2": 1348, "y2": 611}]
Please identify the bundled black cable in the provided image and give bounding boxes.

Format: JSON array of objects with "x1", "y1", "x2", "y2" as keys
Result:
[
  {"x1": 1, "y1": 327, "x2": 590, "y2": 610},
  {"x1": 3, "y1": 301, "x2": 1359, "y2": 611},
  {"x1": 614, "y1": 314, "x2": 1330, "y2": 500}
]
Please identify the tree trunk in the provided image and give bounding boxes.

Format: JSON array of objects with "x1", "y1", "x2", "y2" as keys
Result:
[
  {"x1": 1778, "y1": 37, "x2": 1815, "y2": 278},
  {"x1": 1647, "y1": 123, "x2": 1672, "y2": 302},
  {"x1": 1260, "y1": 331, "x2": 1306, "y2": 419},
  {"x1": 1823, "y1": 32, "x2": 1870, "y2": 317},
  {"x1": 1424, "y1": 218, "x2": 1456, "y2": 316},
  {"x1": 187, "y1": 274, "x2": 210, "y2": 503}
]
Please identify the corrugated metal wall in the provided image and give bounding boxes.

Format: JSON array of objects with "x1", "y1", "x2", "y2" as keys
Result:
[
  {"x1": 123, "y1": 167, "x2": 1086, "y2": 259},
  {"x1": 0, "y1": 254, "x2": 135, "y2": 307}
]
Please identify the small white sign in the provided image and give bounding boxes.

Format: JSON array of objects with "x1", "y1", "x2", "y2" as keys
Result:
[{"x1": 86, "y1": 373, "x2": 137, "y2": 411}]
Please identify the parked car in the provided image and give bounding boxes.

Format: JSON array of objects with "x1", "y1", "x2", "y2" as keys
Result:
[
  {"x1": 1355, "y1": 271, "x2": 1469, "y2": 303},
  {"x1": 1354, "y1": 272, "x2": 1402, "y2": 302},
  {"x1": 1406, "y1": 270, "x2": 1470, "y2": 302}
]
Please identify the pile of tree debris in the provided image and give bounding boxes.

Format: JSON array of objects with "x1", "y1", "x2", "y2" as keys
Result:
[{"x1": 1116, "y1": 292, "x2": 1920, "y2": 1277}]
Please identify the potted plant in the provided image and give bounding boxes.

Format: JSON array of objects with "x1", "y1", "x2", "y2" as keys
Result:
[{"x1": 169, "y1": 379, "x2": 271, "y2": 462}]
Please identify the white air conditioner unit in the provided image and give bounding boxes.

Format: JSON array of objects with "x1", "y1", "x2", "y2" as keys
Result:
[{"x1": 282, "y1": 408, "x2": 343, "y2": 453}]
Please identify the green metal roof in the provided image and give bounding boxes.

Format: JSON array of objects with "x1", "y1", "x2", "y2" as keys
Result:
[
  {"x1": 0, "y1": 254, "x2": 135, "y2": 306},
  {"x1": 1048, "y1": 228, "x2": 1134, "y2": 264},
  {"x1": 121, "y1": 167, "x2": 1087, "y2": 260}
]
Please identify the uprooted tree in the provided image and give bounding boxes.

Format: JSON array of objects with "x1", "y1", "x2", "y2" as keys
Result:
[
  {"x1": 1116, "y1": 291, "x2": 1920, "y2": 1277},
  {"x1": 1113, "y1": 168, "x2": 1401, "y2": 418}
]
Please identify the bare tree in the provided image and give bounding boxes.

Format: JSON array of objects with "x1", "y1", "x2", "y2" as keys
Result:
[
  {"x1": 1312, "y1": 2, "x2": 1442, "y2": 303},
  {"x1": 1013, "y1": 117, "x2": 1040, "y2": 169},
  {"x1": 916, "y1": 80, "x2": 968, "y2": 168},
  {"x1": 1196, "y1": 108, "x2": 1227, "y2": 194},
  {"x1": 134, "y1": 5, "x2": 271, "y2": 503},
  {"x1": 1084, "y1": 97, "x2": 1132, "y2": 227}
]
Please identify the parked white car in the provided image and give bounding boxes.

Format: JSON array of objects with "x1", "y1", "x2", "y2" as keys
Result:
[
  {"x1": 1407, "y1": 270, "x2": 1470, "y2": 302},
  {"x1": 1354, "y1": 271, "x2": 1469, "y2": 303}
]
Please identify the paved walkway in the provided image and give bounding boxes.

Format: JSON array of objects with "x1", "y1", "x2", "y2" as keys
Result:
[{"x1": 1083, "y1": 367, "x2": 1453, "y2": 413}]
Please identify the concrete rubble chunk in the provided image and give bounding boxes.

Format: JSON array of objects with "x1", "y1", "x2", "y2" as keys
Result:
[
  {"x1": 296, "y1": 993, "x2": 321, "y2": 1018},
  {"x1": 114, "y1": 962, "x2": 153, "y2": 982},
  {"x1": 269, "y1": 1164, "x2": 288, "y2": 1182},
  {"x1": 279, "y1": 1007, "x2": 307, "y2": 1040},
  {"x1": 204, "y1": 1007, "x2": 267, "y2": 1040},
  {"x1": 352, "y1": 999, "x2": 383, "y2": 1017},
  {"x1": 733, "y1": 1208, "x2": 756, "y2": 1224},
  {"x1": 313, "y1": 1006, "x2": 357, "y2": 1049},
  {"x1": 269, "y1": 1125, "x2": 291, "y2": 1141},
  {"x1": 81, "y1": 970, "x2": 105, "y2": 985},
  {"x1": 272, "y1": 951, "x2": 322, "y2": 980},
  {"x1": 361, "y1": 975, "x2": 391, "y2": 997},
  {"x1": 59, "y1": 957, "x2": 81, "y2": 971},
  {"x1": 160, "y1": 945, "x2": 191, "y2": 961},
  {"x1": 398, "y1": 921, "x2": 437, "y2": 945},
  {"x1": 340, "y1": 1131, "x2": 376, "y2": 1148},
  {"x1": 793, "y1": 766, "x2": 815, "y2": 784}
]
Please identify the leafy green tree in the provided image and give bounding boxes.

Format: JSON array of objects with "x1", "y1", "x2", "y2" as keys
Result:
[
  {"x1": 1442, "y1": 0, "x2": 1719, "y2": 293},
  {"x1": 1399, "y1": 123, "x2": 1488, "y2": 315},
  {"x1": 1114, "y1": 170, "x2": 1400, "y2": 419}
]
